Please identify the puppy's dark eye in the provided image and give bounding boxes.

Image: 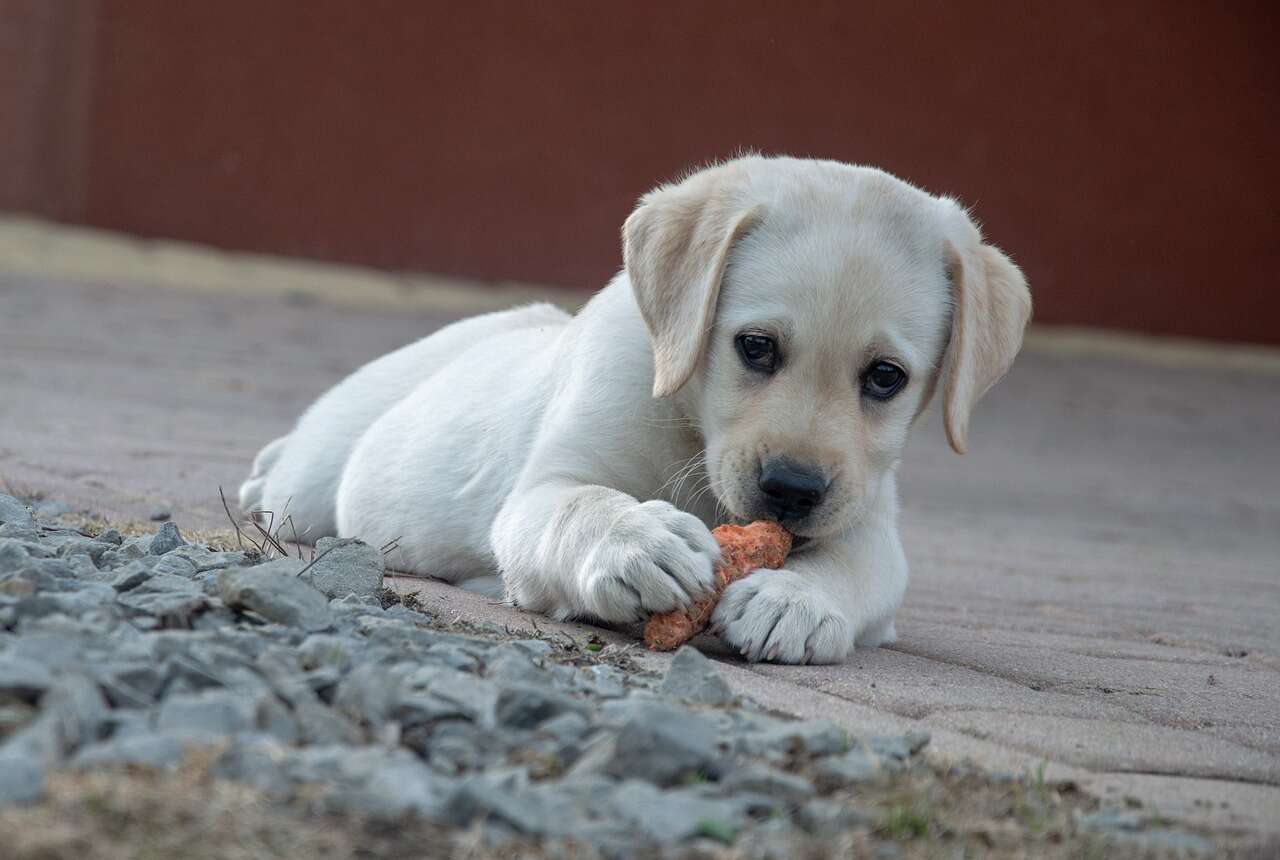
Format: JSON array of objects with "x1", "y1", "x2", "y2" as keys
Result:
[
  {"x1": 736, "y1": 333, "x2": 778, "y2": 372},
  {"x1": 862, "y1": 361, "x2": 907, "y2": 400}
]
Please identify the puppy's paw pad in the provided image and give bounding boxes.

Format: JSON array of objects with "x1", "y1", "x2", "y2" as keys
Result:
[{"x1": 712, "y1": 572, "x2": 852, "y2": 664}]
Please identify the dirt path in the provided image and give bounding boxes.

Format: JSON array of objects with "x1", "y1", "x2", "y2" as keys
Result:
[{"x1": 3, "y1": 244, "x2": 1279, "y2": 838}]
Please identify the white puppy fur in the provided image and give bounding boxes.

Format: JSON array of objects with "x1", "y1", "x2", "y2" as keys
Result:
[{"x1": 240, "y1": 156, "x2": 1030, "y2": 664}]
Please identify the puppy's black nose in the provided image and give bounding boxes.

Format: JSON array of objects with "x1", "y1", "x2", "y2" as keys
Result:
[{"x1": 758, "y1": 461, "x2": 827, "y2": 521}]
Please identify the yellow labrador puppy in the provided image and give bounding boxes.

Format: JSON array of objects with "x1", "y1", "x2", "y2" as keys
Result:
[{"x1": 240, "y1": 155, "x2": 1030, "y2": 664}]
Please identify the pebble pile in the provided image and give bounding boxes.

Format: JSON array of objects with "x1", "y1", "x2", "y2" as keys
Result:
[
  {"x1": 6, "y1": 492, "x2": 1205, "y2": 857},
  {"x1": 0, "y1": 493, "x2": 934, "y2": 854}
]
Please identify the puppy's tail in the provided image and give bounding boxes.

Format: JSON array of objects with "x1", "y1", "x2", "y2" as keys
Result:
[{"x1": 238, "y1": 434, "x2": 289, "y2": 520}]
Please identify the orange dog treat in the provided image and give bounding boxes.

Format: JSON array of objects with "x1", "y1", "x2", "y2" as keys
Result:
[{"x1": 644, "y1": 520, "x2": 793, "y2": 651}]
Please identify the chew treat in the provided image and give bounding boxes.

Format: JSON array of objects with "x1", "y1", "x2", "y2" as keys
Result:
[{"x1": 644, "y1": 520, "x2": 793, "y2": 651}]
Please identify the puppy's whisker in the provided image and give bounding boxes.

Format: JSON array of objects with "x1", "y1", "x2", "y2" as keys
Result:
[
  {"x1": 641, "y1": 416, "x2": 701, "y2": 428},
  {"x1": 673, "y1": 455, "x2": 709, "y2": 509},
  {"x1": 659, "y1": 451, "x2": 707, "y2": 507},
  {"x1": 657, "y1": 451, "x2": 701, "y2": 490},
  {"x1": 687, "y1": 478, "x2": 718, "y2": 512}
]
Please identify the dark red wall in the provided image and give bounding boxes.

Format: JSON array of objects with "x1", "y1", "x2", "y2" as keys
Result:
[{"x1": 5, "y1": 1, "x2": 1279, "y2": 343}]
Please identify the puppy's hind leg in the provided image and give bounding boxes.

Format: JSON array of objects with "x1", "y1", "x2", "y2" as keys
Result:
[
  {"x1": 238, "y1": 434, "x2": 289, "y2": 519},
  {"x1": 856, "y1": 616, "x2": 897, "y2": 648}
]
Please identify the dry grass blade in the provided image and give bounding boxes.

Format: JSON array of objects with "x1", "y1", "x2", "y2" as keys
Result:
[
  {"x1": 284, "y1": 515, "x2": 303, "y2": 560},
  {"x1": 296, "y1": 541, "x2": 343, "y2": 577},
  {"x1": 248, "y1": 511, "x2": 290, "y2": 558},
  {"x1": 217, "y1": 485, "x2": 244, "y2": 550}
]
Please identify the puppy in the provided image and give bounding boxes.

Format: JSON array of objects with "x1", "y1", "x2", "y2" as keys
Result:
[{"x1": 240, "y1": 155, "x2": 1030, "y2": 664}]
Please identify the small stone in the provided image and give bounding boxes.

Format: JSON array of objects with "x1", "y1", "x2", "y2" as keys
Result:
[
  {"x1": 155, "y1": 689, "x2": 283, "y2": 738},
  {"x1": 297, "y1": 634, "x2": 354, "y2": 672},
  {"x1": 333, "y1": 665, "x2": 410, "y2": 726},
  {"x1": 170, "y1": 545, "x2": 252, "y2": 572},
  {"x1": 294, "y1": 701, "x2": 365, "y2": 745},
  {"x1": 494, "y1": 683, "x2": 588, "y2": 730},
  {"x1": 659, "y1": 646, "x2": 734, "y2": 706},
  {"x1": 485, "y1": 647, "x2": 546, "y2": 683},
  {"x1": 0, "y1": 655, "x2": 55, "y2": 704},
  {"x1": 220, "y1": 561, "x2": 334, "y2": 632},
  {"x1": 410, "y1": 720, "x2": 496, "y2": 774},
  {"x1": 116, "y1": 573, "x2": 208, "y2": 626},
  {"x1": 304, "y1": 666, "x2": 345, "y2": 702},
  {"x1": 868, "y1": 730, "x2": 931, "y2": 762},
  {"x1": 606, "y1": 701, "x2": 719, "y2": 786},
  {"x1": 6, "y1": 629, "x2": 88, "y2": 671},
  {"x1": 737, "y1": 719, "x2": 850, "y2": 759},
  {"x1": 580, "y1": 664, "x2": 627, "y2": 698},
  {"x1": 423, "y1": 642, "x2": 482, "y2": 672},
  {"x1": 111, "y1": 562, "x2": 154, "y2": 592},
  {"x1": 149, "y1": 522, "x2": 186, "y2": 555},
  {"x1": 96, "y1": 529, "x2": 123, "y2": 546},
  {"x1": 1078, "y1": 806, "x2": 1145, "y2": 834},
  {"x1": 383, "y1": 604, "x2": 431, "y2": 624},
  {"x1": 0, "y1": 702, "x2": 37, "y2": 740},
  {"x1": 812, "y1": 747, "x2": 881, "y2": 789},
  {"x1": 43, "y1": 673, "x2": 110, "y2": 753},
  {"x1": 71, "y1": 733, "x2": 192, "y2": 771},
  {"x1": 423, "y1": 674, "x2": 499, "y2": 726},
  {"x1": 152, "y1": 554, "x2": 197, "y2": 578},
  {"x1": 329, "y1": 593, "x2": 384, "y2": 617},
  {"x1": 446, "y1": 770, "x2": 547, "y2": 833},
  {"x1": 0, "y1": 523, "x2": 39, "y2": 541},
  {"x1": 509, "y1": 639, "x2": 553, "y2": 659},
  {"x1": 258, "y1": 695, "x2": 299, "y2": 742},
  {"x1": 92, "y1": 661, "x2": 165, "y2": 708},
  {"x1": 0, "y1": 747, "x2": 45, "y2": 805},
  {"x1": 1124, "y1": 830, "x2": 1216, "y2": 856},
  {"x1": 721, "y1": 763, "x2": 815, "y2": 800},
  {"x1": 610, "y1": 780, "x2": 746, "y2": 843},
  {"x1": 303, "y1": 537, "x2": 385, "y2": 600},
  {"x1": 0, "y1": 495, "x2": 33, "y2": 527},
  {"x1": 393, "y1": 692, "x2": 477, "y2": 729},
  {"x1": 211, "y1": 735, "x2": 294, "y2": 800},
  {"x1": 796, "y1": 797, "x2": 876, "y2": 833},
  {"x1": 48, "y1": 534, "x2": 111, "y2": 563},
  {"x1": 149, "y1": 507, "x2": 171, "y2": 522},
  {"x1": 539, "y1": 710, "x2": 590, "y2": 744},
  {"x1": 0, "y1": 540, "x2": 36, "y2": 574},
  {"x1": 285, "y1": 745, "x2": 453, "y2": 818},
  {"x1": 338, "y1": 753, "x2": 454, "y2": 819}
]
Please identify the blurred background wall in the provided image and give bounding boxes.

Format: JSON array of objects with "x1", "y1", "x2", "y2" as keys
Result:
[{"x1": 3, "y1": 0, "x2": 1277, "y2": 343}]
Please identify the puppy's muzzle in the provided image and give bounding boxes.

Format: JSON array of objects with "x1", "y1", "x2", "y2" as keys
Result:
[{"x1": 758, "y1": 459, "x2": 828, "y2": 523}]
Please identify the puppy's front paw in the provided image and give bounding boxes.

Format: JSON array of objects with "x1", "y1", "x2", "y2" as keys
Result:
[
  {"x1": 712, "y1": 571, "x2": 853, "y2": 664},
  {"x1": 577, "y1": 500, "x2": 718, "y2": 623}
]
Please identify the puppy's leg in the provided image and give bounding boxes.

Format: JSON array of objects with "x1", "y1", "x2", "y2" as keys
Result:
[
  {"x1": 238, "y1": 434, "x2": 289, "y2": 517},
  {"x1": 711, "y1": 502, "x2": 907, "y2": 664},
  {"x1": 856, "y1": 616, "x2": 898, "y2": 647},
  {"x1": 492, "y1": 483, "x2": 719, "y2": 624}
]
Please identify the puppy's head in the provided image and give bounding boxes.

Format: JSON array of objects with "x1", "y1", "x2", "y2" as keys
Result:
[{"x1": 625, "y1": 156, "x2": 1030, "y2": 537}]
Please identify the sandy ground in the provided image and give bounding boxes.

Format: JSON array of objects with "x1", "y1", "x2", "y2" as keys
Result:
[{"x1": 2, "y1": 220, "x2": 1279, "y2": 838}]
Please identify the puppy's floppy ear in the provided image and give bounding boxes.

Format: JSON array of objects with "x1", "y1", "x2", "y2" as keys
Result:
[
  {"x1": 940, "y1": 225, "x2": 1032, "y2": 454},
  {"x1": 624, "y1": 168, "x2": 763, "y2": 397}
]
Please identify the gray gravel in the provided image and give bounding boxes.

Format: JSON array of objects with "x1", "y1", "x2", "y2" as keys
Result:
[{"x1": 0, "y1": 492, "x2": 1222, "y2": 857}]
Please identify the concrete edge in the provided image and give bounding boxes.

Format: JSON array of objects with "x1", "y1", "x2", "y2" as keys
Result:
[{"x1": 5, "y1": 213, "x2": 1280, "y2": 374}]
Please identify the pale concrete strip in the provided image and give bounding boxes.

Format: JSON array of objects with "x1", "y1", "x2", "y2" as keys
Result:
[
  {"x1": 0, "y1": 214, "x2": 585, "y2": 315},
  {"x1": 3, "y1": 213, "x2": 1280, "y2": 371}
]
